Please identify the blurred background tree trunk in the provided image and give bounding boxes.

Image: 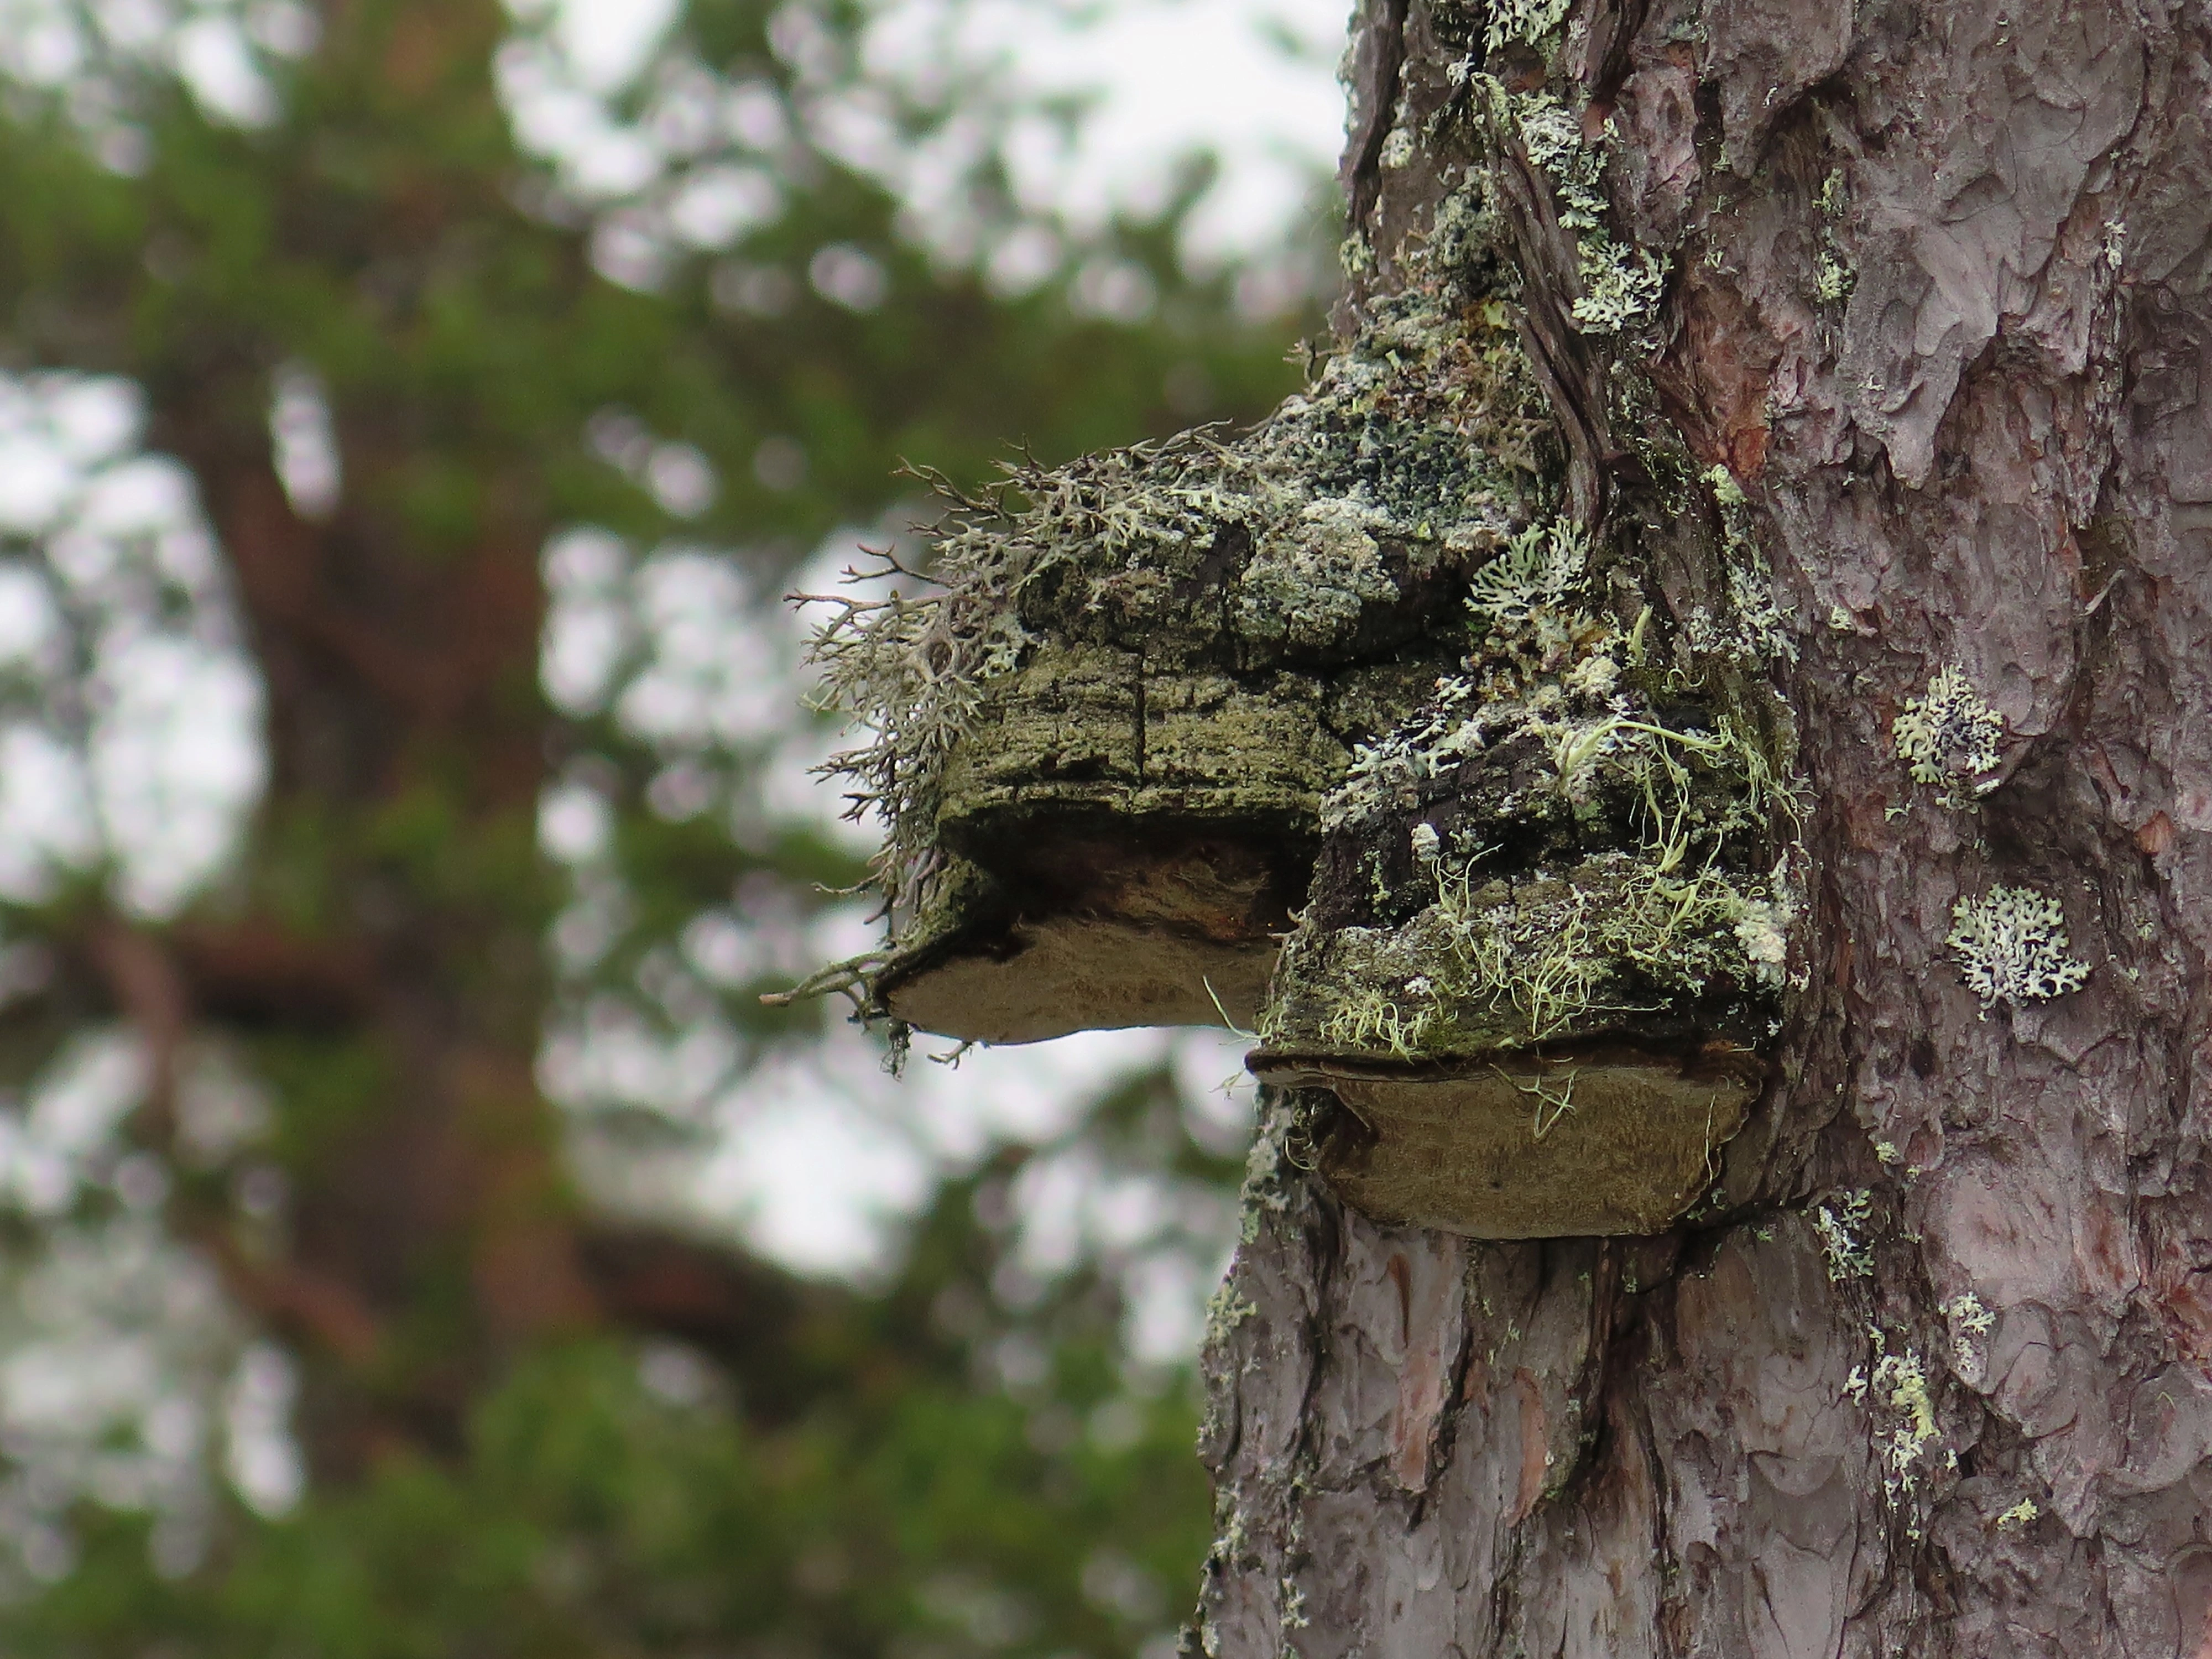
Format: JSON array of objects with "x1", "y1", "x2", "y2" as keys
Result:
[
  {"x1": 1195, "y1": 1, "x2": 2212, "y2": 1653},
  {"x1": 86, "y1": 0, "x2": 769, "y2": 1477}
]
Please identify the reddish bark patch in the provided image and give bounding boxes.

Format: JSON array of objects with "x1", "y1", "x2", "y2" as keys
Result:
[
  {"x1": 2139, "y1": 811, "x2": 2177, "y2": 855},
  {"x1": 1649, "y1": 264, "x2": 1781, "y2": 474},
  {"x1": 1510, "y1": 1368, "x2": 1549, "y2": 1522},
  {"x1": 1386, "y1": 1247, "x2": 1462, "y2": 1494}
]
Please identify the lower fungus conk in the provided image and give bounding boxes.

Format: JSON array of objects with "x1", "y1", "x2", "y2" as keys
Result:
[{"x1": 1243, "y1": 500, "x2": 1797, "y2": 1235}]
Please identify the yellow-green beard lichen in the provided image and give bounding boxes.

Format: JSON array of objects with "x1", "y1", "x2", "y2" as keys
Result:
[
  {"x1": 1892, "y1": 665, "x2": 2003, "y2": 806},
  {"x1": 1256, "y1": 510, "x2": 1798, "y2": 1065},
  {"x1": 1947, "y1": 885, "x2": 2091, "y2": 1014}
]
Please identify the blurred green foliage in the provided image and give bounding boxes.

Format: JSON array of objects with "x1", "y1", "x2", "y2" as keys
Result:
[
  {"x1": 8, "y1": 1176, "x2": 1219, "y2": 1658},
  {"x1": 0, "y1": 0, "x2": 1323, "y2": 1651}
]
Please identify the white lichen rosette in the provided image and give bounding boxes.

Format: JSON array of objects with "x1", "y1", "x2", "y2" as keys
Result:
[{"x1": 1946, "y1": 885, "x2": 2090, "y2": 1016}]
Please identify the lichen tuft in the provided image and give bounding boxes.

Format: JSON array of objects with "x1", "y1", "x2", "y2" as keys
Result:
[
  {"x1": 1893, "y1": 666, "x2": 2003, "y2": 805},
  {"x1": 1510, "y1": 90, "x2": 1668, "y2": 336}
]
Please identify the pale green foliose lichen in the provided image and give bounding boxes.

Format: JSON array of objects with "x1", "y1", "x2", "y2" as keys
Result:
[
  {"x1": 1464, "y1": 518, "x2": 1589, "y2": 629},
  {"x1": 1815, "y1": 251, "x2": 1854, "y2": 305},
  {"x1": 1870, "y1": 1344, "x2": 1941, "y2": 1483},
  {"x1": 1843, "y1": 1331, "x2": 1947, "y2": 1493},
  {"x1": 1945, "y1": 1290, "x2": 1995, "y2": 1377},
  {"x1": 1815, "y1": 1190, "x2": 1874, "y2": 1280},
  {"x1": 1814, "y1": 169, "x2": 1855, "y2": 304},
  {"x1": 1483, "y1": 0, "x2": 1572, "y2": 52},
  {"x1": 1947, "y1": 885, "x2": 2090, "y2": 1013},
  {"x1": 1511, "y1": 91, "x2": 1668, "y2": 336},
  {"x1": 1893, "y1": 665, "x2": 2004, "y2": 805},
  {"x1": 1945, "y1": 1292, "x2": 1995, "y2": 1335},
  {"x1": 1689, "y1": 465, "x2": 1796, "y2": 664}
]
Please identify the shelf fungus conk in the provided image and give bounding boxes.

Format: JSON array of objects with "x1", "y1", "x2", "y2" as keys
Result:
[
  {"x1": 789, "y1": 286, "x2": 1547, "y2": 1045},
  {"x1": 1243, "y1": 607, "x2": 1796, "y2": 1235},
  {"x1": 1251, "y1": 1048, "x2": 1764, "y2": 1238}
]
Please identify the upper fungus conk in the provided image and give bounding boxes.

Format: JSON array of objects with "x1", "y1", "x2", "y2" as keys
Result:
[{"x1": 789, "y1": 282, "x2": 1548, "y2": 1045}]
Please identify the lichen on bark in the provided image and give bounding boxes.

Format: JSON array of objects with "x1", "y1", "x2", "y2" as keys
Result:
[{"x1": 1191, "y1": 0, "x2": 2212, "y2": 1647}]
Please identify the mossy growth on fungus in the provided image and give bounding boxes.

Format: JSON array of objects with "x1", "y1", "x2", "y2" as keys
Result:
[
  {"x1": 1241, "y1": 426, "x2": 1802, "y2": 1235},
  {"x1": 1253, "y1": 597, "x2": 1797, "y2": 1067},
  {"x1": 782, "y1": 221, "x2": 1556, "y2": 1043}
]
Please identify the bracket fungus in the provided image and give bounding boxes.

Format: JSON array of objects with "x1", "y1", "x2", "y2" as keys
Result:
[
  {"x1": 790, "y1": 282, "x2": 1548, "y2": 1045},
  {"x1": 1240, "y1": 503, "x2": 1796, "y2": 1235},
  {"x1": 781, "y1": 193, "x2": 1801, "y2": 1237}
]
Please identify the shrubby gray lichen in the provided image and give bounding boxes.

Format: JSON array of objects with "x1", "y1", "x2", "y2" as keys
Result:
[{"x1": 1947, "y1": 885, "x2": 2090, "y2": 1013}]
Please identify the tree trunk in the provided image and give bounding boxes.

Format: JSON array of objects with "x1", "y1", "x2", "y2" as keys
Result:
[{"x1": 1192, "y1": 1, "x2": 2212, "y2": 1654}]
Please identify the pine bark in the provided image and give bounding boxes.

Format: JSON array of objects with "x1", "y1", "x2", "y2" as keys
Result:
[{"x1": 1195, "y1": 2, "x2": 2212, "y2": 1654}]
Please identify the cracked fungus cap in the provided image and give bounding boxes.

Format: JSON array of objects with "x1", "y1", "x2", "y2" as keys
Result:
[{"x1": 870, "y1": 636, "x2": 1451, "y2": 1044}]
